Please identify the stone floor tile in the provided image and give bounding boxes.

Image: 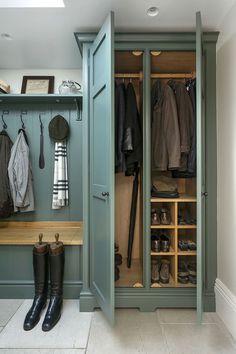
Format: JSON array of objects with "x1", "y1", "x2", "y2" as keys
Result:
[
  {"x1": 86, "y1": 309, "x2": 169, "y2": 354},
  {"x1": 158, "y1": 309, "x2": 217, "y2": 324},
  {"x1": 0, "y1": 300, "x2": 92, "y2": 349},
  {"x1": 0, "y1": 300, "x2": 23, "y2": 327},
  {"x1": 162, "y1": 323, "x2": 236, "y2": 354}
]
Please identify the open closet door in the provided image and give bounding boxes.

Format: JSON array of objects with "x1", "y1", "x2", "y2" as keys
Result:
[
  {"x1": 89, "y1": 12, "x2": 115, "y2": 324},
  {"x1": 196, "y1": 11, "x2": 206, "y2": 323}
]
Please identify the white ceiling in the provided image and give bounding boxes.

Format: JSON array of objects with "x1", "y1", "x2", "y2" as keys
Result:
[{"x1": 0, "y1": 0, "x2": 235, "y2": 69}]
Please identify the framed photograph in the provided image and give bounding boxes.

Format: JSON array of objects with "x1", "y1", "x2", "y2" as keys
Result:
[{"x1": 21, "y1": 76, "x2": 54, "y2": 94}]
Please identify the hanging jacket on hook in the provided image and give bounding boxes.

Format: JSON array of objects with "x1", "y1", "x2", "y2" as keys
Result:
[
  {"x1": 8, "y1": 130, "x2": 35, "y2": 212},
  {"x1": 0, "y1": 130, "x2": 14, "y2": 218}
]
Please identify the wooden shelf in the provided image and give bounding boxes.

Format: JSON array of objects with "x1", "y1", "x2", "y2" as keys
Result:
[
  {"x1": 151, "y1": 247, "x2": 175, "y2": 256},
  {"x1": 151, "y1": 275, "x2": 176, "y2": 288},
  {"x1": 151, "y1": 224, "x2": 175, "y2": 229},
  {"x1": 151, "y1": 194, "x2": 196, "y2": 203},
  {"x1": 178, "y1": 250, "x2": 196, "y2": 256},
  {"x1": 0, "y1": 94, "x2": 82, "y2": 104},
  {"x1": 0, "y1": 221, "x2": 83, "y2": 245},
  {"x1": 115, "y1": 258, "x2": 143, "y2": 288},
  {"x1": 177, "y1": 225, "x2": 197, "y2": 229}
]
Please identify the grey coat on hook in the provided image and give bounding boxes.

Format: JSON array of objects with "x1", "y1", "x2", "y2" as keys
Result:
[{"x1": 8, "y1": 130, "x2": 35, "y2": 212}]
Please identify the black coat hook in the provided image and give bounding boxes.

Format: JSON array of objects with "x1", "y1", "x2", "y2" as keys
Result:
[
  {"x1": 1, "y1": 114, "x2": 7, "y2": 130},
  {"x1": 20, "y1": 114, "x2": 25, "y2": 129}
]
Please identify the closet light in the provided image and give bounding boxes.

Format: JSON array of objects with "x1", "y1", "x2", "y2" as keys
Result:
[
  {"x1": 151, "y1": 51, "x2": 161, "y2": 57},
  {"x1": 147, "y1": 7, "x2": 159, "y2": 17},
  {"x1": 132, "y1": 51, "x2": 143, "y2": 56}
]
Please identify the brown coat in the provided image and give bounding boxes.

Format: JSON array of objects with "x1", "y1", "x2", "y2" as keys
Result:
[{"x1": 152, "y1": 80, "x2": 181, "y2": 171}]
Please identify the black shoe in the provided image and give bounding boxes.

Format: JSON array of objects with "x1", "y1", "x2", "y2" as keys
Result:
[
  {"x1": 151, "y1": 234, "x2": 161, "y2": 252},
  {"x1": 42, "y1": 237, "x2": 64, "y2": 332},
  {"x1": 23, "y1": 237, "x2": 49, "y2": 331},
  {"x1": 160, "y1": 234, "x2": 170, "y2": 252}
]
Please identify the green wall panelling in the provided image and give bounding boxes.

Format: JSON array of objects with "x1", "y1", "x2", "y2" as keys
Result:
[
  {"x1": 0, "y1": 245, "x2": 82, "y2": 298},
  {"x1": 1, "y1": 103, "x2": 83, "y2": 221}
]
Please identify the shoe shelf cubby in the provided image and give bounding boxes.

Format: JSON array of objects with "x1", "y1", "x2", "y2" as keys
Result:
[{"x1": 150, "y1": 196, "x2": 197, "y2": 288}]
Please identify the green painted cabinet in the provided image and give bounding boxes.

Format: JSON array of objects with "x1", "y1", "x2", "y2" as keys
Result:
[{"x1": 75, "y1": 12, "x2": 218, "y2": 323}]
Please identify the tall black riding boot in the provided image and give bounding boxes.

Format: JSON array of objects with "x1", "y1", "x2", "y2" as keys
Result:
[
  {"x1": 23, "y1": 234, "x2": 48, "y2": 331},
  {"x1": 42, "y1": 234, "x2": 64, "y2": 332}
]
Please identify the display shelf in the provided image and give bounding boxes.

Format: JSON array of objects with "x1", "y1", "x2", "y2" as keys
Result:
[
  {"x1": 151, "y1": 194, "x2": 196, "y2": 203},
  {"x1": 115, "y1": 258, "x2": 143, "y2": 288},
  {"x1": 0, "y1": 221, "x2": 83, "y2": 245},
  {"x1": 0, "y1": 93, "x2": 82, "y2": 104}
]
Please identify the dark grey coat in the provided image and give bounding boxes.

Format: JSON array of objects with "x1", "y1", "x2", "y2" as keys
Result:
[{"x1": 0, "y1": 130, "x2": 14, "y2": 218}]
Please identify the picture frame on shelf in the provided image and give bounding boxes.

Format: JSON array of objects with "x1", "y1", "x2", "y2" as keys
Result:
[{"x1": 21, "y1": 76, "x2": 54, "y2": 94}]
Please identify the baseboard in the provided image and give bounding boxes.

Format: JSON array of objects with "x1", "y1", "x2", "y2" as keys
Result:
[
  {"x1": 0, "y1": 281, "x2": 83, "y2": 299},
  {"x1": 215, "y1": 278, "x2": 236, "y2": 340}
]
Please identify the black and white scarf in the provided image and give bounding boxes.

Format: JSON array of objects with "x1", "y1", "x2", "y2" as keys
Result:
[{"x1": 52, "y1": 141, "x2": 69, "y2": 209}]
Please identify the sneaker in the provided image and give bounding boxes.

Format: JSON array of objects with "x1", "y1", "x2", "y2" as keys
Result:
[
  {"x1": 188, "y1": 262, "x2": 196, "y2": 276},
  {"x1": 178, "y1": 239, "x2": 188, "y2": 251},
  {"x1": 188, "y1": 240, "x2": 196, "y2": 251},
  {"x1": 178, "y1": 261, "x2": 189, "y2": 284},
  {"x1": 159, "y1": 259, "x2": 170, "y2": 284}
]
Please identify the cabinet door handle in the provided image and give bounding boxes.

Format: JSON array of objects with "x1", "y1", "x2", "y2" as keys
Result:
[
  {"x1": 202, "y1": 192, "x2": 208, "y2": 197},
  {"x1": 102, "y1": 192, "x2": 109, "y2": 197}
]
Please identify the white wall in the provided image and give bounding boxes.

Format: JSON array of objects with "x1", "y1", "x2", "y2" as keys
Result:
[
  {"x1": 0, "y1": 69, "x2": 82, "y2": 94},
  {"x1": 216, "y1": 1, "x2": 236, "y2": 340}
]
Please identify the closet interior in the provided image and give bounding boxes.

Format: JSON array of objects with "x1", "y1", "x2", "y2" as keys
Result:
[
  {"x1": 115, "y1": 50, "x2": 197, "y2": 288},
  {"x1": 115, "y1": 51, "x2": 144, "y2": 288}
]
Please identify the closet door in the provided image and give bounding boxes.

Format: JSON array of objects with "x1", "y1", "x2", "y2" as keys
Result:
[
  {"x1": 196, "y1": 11, "x2": 205, "y2": 322},
  {"x1": 89, "y1": 12, "x2": 115, "y2": 324}
]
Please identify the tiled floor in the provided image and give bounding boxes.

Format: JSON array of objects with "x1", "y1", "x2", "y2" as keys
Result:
[{"x1": 0, "y1": 300, "x2": 235, "y2": 354}]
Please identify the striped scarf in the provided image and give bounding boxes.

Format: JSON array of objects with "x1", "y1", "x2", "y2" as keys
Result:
[{"x1": 52, "y1": 141, "x2": 69, "y2": 209}]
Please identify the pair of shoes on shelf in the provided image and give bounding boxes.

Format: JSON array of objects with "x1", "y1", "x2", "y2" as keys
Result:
[
  {"x1": 151, "y1": 208, "x2": 171, "y2": 225},
  {"x1": 178, "y1": 239, "x2": 196, "y2": 251},
  {"x1": 178, "y1": 261, "x2": 196, "y2": 284},
  {"x1": 24, "y1": 234, "x2": 64, "y2": 332},
  {"x1": 151, "y1": 258, "x2": 170, "y2": 284},
  {"x1": 151, "y1": 233, "x2": 170, "y2": 253},
  {"x1": 178, "y1": 210, "x2": 196, "y2": 225}
]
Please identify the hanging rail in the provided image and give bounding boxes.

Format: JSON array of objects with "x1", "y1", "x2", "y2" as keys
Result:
[{"x1": 115, "y1": 72, "x2": 196, "y2": 80}]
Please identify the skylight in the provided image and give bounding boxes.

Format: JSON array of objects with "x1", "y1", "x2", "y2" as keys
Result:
[{"x1": 0, "y1": 0, "x2": 65, "y2": 7}]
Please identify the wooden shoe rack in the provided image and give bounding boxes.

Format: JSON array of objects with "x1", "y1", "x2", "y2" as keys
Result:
[{"x1": 150, "y1": 193, "x2": 197, "y2": 288}]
